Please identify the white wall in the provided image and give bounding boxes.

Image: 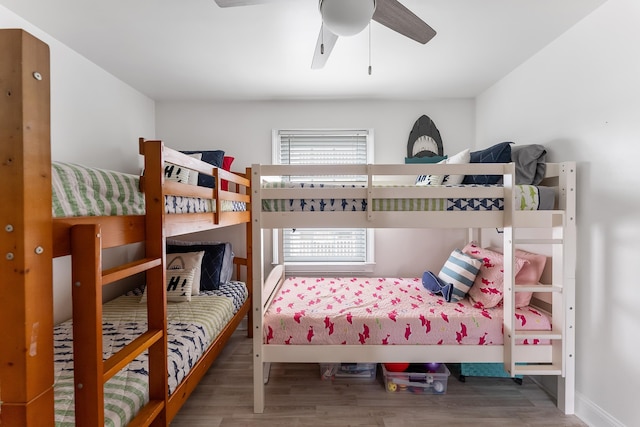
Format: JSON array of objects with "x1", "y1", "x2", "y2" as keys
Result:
[
  {"x1": 1, "y1": 6, "x2": 156, "y2": 323},
  {"x1": 156, "y1": 99, "x2": 476, "y2": 277},
  {"x1": 476, "y1": 1, "x2": 639, "y2": 426}
]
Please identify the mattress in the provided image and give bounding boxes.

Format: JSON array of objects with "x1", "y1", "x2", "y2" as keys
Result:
[
  {"x1": 52, "y1": 162, "x2": 246, "y2": 218},
  {"x1": 261, "y1": 182, "x2": 555, "y2": 212},
  {"x1": 263, "y1": 277, "x2": 550, "y2": 346},
  {"x1": 53, "y1": 281, "x2": 247, "y2": 427}
]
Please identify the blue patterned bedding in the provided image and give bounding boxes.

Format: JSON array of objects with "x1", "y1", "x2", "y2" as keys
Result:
[
  {"x1": 53, "y1": 281, "x2": 247, "y2": 426},
  {"x1": 261, "y1": 182, "x2": 555, "y2": 212}
]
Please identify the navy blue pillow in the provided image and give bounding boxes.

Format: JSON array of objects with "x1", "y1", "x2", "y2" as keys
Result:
[
  {"x1": 462, "y1": 142, "x2": 513, "y2": 184},
  {"x1": 166, "y1": 242, "x2": 227, "y2": 290},
  {"x1": 181, "y1": 150, "x2": 225, "y2": 188}
]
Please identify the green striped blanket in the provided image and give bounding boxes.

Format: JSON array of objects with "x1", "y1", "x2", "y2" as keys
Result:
[
  {"x1": 52, "y1": 162, "x2": 246, "y2": 218},
  {"x1": 52, "y1": 162, "x2": 146, "y2": 217}
]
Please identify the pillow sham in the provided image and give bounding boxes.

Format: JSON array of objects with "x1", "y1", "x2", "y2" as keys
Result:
[
  {"x1": 462, "y1": 242, "x2": 527, "y2": 308},
  {"x1": 180, "y1": 150, "x2": 225, "y2": 188},
  {"x1": 140, "y1": 267, "x2": 196, "y2": 303},
  {"x1": 488, "y1": 247, "x2": 547, "y2": 307},
  {"x1": 166, "y1": 251, "x2": 205, "y2": 296},
  {"x1": 462, "y1": 142, "x2": 513, "y2": 185},
  {"x1": 437, "y1": 249, "x2": 483, "y2": 302},
  {"x1": 166, "y1": 240, "x2": 233, "y2": 290}
]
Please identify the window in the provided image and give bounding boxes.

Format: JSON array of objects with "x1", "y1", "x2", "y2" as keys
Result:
[{"x1": 272, "y1": 129, "x2": 374, "y2": 273}]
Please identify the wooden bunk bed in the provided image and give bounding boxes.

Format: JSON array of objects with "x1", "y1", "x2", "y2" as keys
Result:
[
  {"x1": 0, "y1": 29, "x2": 252, "y2": 426},
  {"x1": 250, "y1": 160, "x2": 576, "y2": 414}
]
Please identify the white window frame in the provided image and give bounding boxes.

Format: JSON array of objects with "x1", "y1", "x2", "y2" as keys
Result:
[{"x1": 272, "y1": 129, "x2": 375, "y2": 274}]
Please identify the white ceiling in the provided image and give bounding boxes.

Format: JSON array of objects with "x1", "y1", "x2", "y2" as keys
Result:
[{"x1": 1, "y1": 0, "x2": 607, "y2": 101}]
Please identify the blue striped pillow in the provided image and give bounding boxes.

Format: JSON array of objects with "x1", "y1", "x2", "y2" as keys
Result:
[{"x1": 438, "y1": 249, "x2": 482, "y2": 302}]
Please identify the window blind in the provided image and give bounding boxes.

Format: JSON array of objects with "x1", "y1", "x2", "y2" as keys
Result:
[{"x1": 274, "y1": 129, "x2": 372, "y2": 265}]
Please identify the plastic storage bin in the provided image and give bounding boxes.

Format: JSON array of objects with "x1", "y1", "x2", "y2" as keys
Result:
[
  {"x1": 319, "y1": 363, "x2": 377, "y2": 382},
  {"x1": 382, "y1": 363, "x2": 450, "y2": 394}
]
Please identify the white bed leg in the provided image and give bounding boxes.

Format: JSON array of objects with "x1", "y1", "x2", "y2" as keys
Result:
[
  {"x1": 254, "y1": 357, "x2": 265, "y2": 413},
  {"x1": 558, "y1": 368, "x2": 575, "y2": 414}
]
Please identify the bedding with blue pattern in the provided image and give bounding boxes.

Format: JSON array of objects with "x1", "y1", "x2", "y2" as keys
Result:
[
  {"x1": 53, "y1": 285, "x2": 246, "y2": 426},
  {"x1": 261, "y1": 182, "x2": 555, "y2": 212}
]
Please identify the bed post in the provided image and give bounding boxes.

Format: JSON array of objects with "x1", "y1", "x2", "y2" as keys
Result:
[
  {"x1": 558, "y1": 162, "x2": 576, "y2": 414},
  {"x1": 502, "y1": 162, "x2": 516, "y2": 375},
  {"x1": 251, "y1": 164, "x2": 265, "y2": 413},
  {"x1": 246, "y1": 167, "x2": 254, "y2": 338},
  {"x1": 139, "y1": 139, "x2": 170, "y2": 424},
  {"x1": 0, "y1": 29, "x2": 54, "y2": 426}
]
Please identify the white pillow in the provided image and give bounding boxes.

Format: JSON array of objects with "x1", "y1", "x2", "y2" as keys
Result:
[
  {"x1": 187, "y1": 153, "x2": 202, "y2": 186},
  {"x1": 442, "y1": 148, "x2": 471, "y2": 185},
  {"x1": 163, "y1": 153, "x2": 202, "y2": 185},
  {"x1": 167, "y1": 251, "x2": 205, "y2": 295},
  {"x1": 413, "y1": 149, "x2": 471, "y2": 187},
  {"x1": 164, "y1": 163, "x2": 190, "y2": 183},
  {"x1": 165, "y1": 268, "x2": 196, "y2": 302},
  {"x1": 139, "y1": 267, "x2": 197, "y2": 303},
  {"x1": 415, "y1": 173, "x2": 444, "y2": 186}
]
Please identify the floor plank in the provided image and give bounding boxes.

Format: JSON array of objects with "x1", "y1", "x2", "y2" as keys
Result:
[{"x1": 171, "y1": 327, "x2": 586, "y2": 426}]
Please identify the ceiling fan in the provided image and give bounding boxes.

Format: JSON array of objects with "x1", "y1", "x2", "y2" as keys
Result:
[{"x1": 213, "y1": 0, "x2": 436, "y2": 70}]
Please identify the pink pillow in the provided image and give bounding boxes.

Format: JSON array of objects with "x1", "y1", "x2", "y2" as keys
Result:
[
  {"x1": 221, "y1": 156, "x2": 235, "y2": 191},
  {"x1": 489, "y1": 247, "x2": 547, "y2": 307},
  {"x1": 462, "y1": 242, "x2": 527, "y2": 309}
]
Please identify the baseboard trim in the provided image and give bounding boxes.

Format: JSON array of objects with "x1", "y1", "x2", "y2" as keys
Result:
[
  {"x1": 528, "y1": 376, "x2": 625, "y2": 426},
  {"x1": 575, "y1": 391, "x2": 626, "y2": 427}
]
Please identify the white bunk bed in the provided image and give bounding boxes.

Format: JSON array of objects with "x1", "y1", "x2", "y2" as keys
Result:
[{"x1": 250, "y1": 161, "x2": 576, "y2": 414}]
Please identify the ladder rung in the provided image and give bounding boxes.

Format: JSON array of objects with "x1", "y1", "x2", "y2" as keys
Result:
[
  {"x1": 513, "y1": 364, "x2": 562, "y2": 376},
  {"x1": 103, "y1": 329, "x2": 163, "y2": 381},
  {"x1": 515, "y1": 330, "x2": 563, "y2": 340},
  {"x1": 102, "y1": 257, "x2": 162, "y2": 285},
  {"x1": 513, "y1": 238, "x2": 563, "y2": 245},
  {"x1": 514, "y1": 284, "x2": 562, "y2": 293},
  {"x1": 127, "y1": 399, "x2": 165, "y2": 427},
  {"x1": 513, "y1": 210, "x2": 564, "y2": 228}
]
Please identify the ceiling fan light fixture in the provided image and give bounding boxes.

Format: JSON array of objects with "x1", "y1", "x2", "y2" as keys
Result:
[{"x1": 319, "y1": 0, "x2": 376, "y2": 37}]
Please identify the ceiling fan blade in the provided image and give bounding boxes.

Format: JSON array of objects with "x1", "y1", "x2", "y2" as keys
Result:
[
  {"x1": 373, "y1": 0, "x2": 436, "y2": 44},
  {"x1": 213, "y1": 0, "x2": 284, "y2": 7},
  {"x1": 311, "y1": 27, "x2": 339, "y2": 69}
]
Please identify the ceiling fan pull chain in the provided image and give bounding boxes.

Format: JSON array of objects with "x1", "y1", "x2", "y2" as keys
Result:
[
  {"x1": 368, "y1": 23, "x2": 372, "y2": 75},
  {"x1": 320, "y1": 6, "x2": 325, "y2": 55}
]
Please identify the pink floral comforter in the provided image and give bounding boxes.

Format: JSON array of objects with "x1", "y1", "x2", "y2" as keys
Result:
[{"x1": 263, "y1": 277, "x2": 550, "y2": 345}]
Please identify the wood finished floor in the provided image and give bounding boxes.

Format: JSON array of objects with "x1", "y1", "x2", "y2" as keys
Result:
[{"x1": 171, "y1": 327, "x2": 586, "y2": 427}]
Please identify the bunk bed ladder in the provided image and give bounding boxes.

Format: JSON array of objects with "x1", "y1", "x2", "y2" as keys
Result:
[
  {"x1": 509, "y1": 162, "x2": 576, "y2": 391},
  {"x1": 504, "y1": 211, "x2": 563, "y2": 376},
  {"x1": 70, "y1": 224, "x2": 168, "y2": 426}
]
